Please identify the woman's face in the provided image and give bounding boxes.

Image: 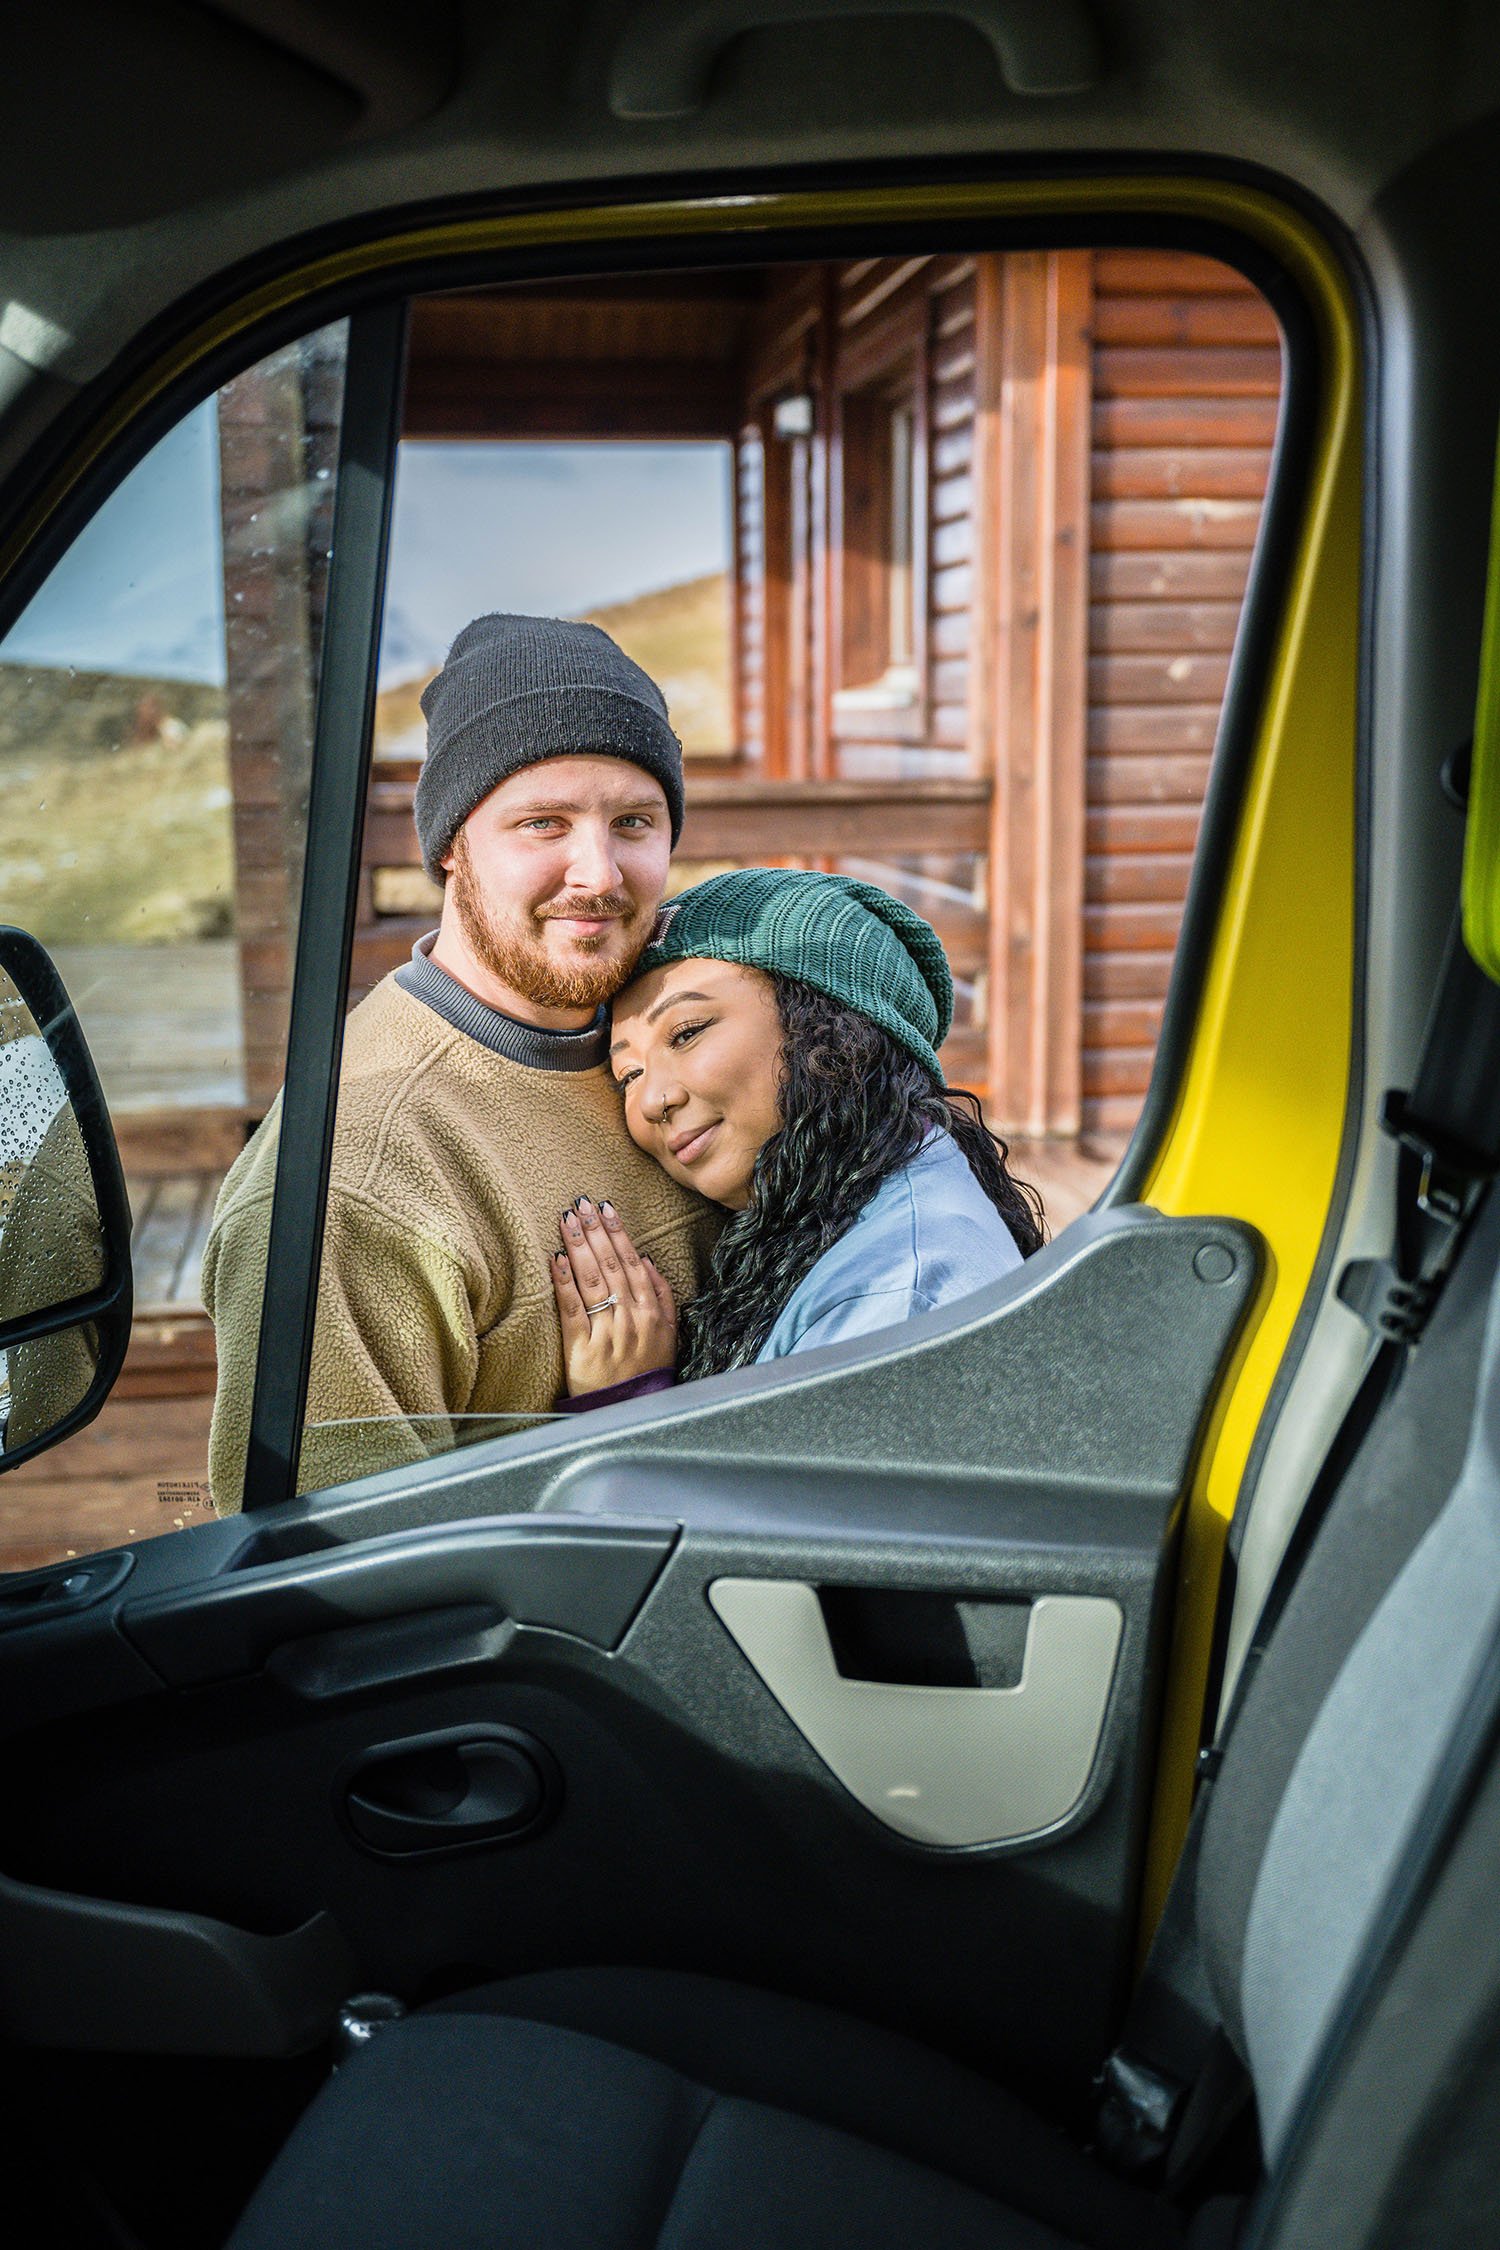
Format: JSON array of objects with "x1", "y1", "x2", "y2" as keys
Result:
[{"x1": 610, "y1": 958, "x2": 784, "y2": 1208}]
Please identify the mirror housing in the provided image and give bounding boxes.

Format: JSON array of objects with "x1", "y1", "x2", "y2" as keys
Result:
[{"x1": 0, "y1": 927, "x2": 132, "y2": 1472}]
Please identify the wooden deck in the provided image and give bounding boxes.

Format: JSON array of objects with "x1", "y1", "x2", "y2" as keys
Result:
[
  {"x1": 51, "y1": 943, "x2": 245, "y2": 1114},
  {"x1": 0, "y1": 1134, "x2": 1122, "y2": 1573}
]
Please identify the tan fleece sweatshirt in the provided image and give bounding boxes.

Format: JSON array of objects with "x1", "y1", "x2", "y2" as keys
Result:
[{"x1": 202, "y1": 972, "x2": 718, "y2": 1508}]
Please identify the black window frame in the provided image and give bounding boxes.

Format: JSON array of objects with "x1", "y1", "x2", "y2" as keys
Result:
[{"x1": 241, "y1": 301, "x2": 408, "y2": 1508}]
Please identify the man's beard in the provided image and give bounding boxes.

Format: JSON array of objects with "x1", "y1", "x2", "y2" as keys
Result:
[{"x1": 448, "y1": 830, "x2": 650, "y2": 1011}]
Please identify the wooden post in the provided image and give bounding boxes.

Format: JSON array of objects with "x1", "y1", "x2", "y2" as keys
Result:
[
  {"x1": 787, "y1": 427, "x2": 813, "y2": 782},
  {"x1": 727, "y1": 423, "x2": 745, "y2": 760},
  {"x1": 810, "y1": 264, "x2": 838, "y2": 780},
  {"x1": 973, "y1": 250, "x2": 1092, "y2": 1138}
]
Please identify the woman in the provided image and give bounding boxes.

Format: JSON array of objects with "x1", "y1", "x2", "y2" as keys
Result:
[{"x1": 550, "y1": 866, "x2": 1044, "y2": 1407}]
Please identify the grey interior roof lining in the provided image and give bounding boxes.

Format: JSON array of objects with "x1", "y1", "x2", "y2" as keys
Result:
[{"x1": 0, "y1": 1, "x2": 1498, "y2": 394}]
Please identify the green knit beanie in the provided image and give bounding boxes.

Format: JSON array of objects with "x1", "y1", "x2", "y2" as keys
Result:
[{"x1": 638, "y1": 866, "x2": 953, "y2": 1079}]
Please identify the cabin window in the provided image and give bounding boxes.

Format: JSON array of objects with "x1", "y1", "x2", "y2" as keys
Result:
[
  {"x1": 834, "y1": 358, "x2": 927, "y2": 730},
  {"x1": 887, "y1": 397, "x2": 918, "y2": 674}
]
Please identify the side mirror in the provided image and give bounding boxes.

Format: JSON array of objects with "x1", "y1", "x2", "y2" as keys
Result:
[{"x1": 0, "y1": 928, "x2": 133, "y2": 1471}]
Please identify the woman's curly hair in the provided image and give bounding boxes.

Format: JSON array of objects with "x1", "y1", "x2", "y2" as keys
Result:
[{"x1": 679, "y1": 973, "x2": 1046, "y2": 1380}]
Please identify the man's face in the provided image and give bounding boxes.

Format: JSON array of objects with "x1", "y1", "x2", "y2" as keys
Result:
[{"x1": 441, "y1": 755, "x2": 673, "y2": 1011}]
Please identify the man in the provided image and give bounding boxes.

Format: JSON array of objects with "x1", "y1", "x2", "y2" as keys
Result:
[{"x1": 202, "y1": 613, "x2": 717, "y2": 1507}]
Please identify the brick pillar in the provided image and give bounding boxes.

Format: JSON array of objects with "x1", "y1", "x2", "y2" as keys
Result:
[{"x1": 217, "y1": 328, "x2": 343, "y2": 1118}]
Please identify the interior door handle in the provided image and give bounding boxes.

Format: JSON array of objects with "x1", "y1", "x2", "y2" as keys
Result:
[
  {"x1": 608, "y1": 0, "x2": 1102, "y2": 118},
  {"x1": 340, "y1": 1726, "x2": 557, "y2": 1857}
]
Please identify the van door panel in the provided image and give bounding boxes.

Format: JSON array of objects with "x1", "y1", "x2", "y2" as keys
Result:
[{"x1": 0, "y1": 1207, "x2": 1259, "y2": 2118}]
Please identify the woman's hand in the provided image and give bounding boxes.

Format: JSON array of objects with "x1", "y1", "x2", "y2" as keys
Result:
[{"x1": 551, "y1": 1197, "x2": 678, "y2": 1396}]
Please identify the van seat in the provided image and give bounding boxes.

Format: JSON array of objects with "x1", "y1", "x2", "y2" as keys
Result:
[{"x1": 228, "y1": 1969, "x2": 1185, "y2": 2250}]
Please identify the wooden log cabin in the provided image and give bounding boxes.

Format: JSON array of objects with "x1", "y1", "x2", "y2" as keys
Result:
[{"x1": 331, "y1": 250, "x2": 1279, "y2": 1149}]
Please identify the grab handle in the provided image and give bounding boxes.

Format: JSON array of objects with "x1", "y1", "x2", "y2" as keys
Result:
[{"x1": 608, "y1": 0, "x2": 1101, "y2": 117}]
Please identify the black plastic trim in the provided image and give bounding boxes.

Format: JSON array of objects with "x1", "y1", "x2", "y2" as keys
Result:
[
  {"x1": 277, "y1": 1206, "x2": 1265, "y2": 1544},
  {"x1": 0, "y1": 1548, "x2": 133, "y2": 1628},
  {"x1": 117, "y1": 1515, "x2": 677, "y2": 1685},
  {"x1": 0, "y1": 1873, "x2": 352, "y2": 2056}
]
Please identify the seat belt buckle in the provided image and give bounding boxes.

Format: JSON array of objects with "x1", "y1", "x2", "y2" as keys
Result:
[
  {"x1": 1093, "y1": 2049, "x2": 1186, "y2": 2176},
  {"x1": 1339, "y1": 1089, "x2": 1495, "y2": 1341},
  {"x1": 1335, "y1": 1256, "x2": 1440, "y2": 1344}
]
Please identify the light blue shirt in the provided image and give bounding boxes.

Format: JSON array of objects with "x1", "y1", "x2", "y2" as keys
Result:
[{"x1": 756, "y1": 1130, "x2": 1024, "y2": 1362}]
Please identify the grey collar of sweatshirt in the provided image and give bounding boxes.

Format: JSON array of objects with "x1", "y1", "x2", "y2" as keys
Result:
[{"x1": 395, "y1": 931, "x2": 610, "y2": 1073}]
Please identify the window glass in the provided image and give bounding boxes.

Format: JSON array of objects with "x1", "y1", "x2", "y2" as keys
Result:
[
  {"x1": 887, "y1": 398, "x2": 917, "y2": 671},
  {"x1": 289, "y1": 254, "x2": 1279, "y2": 1497},
  {"x1": 0, "y1": 323, "x2": 347, "y2": 1567},
  {"x1": 366, "y1": 436, "x2": 734, "y2": 925},
  {"x1": 837, "y1": 370, "x2": 923, "y2": 704},
  {"x1": 0, "y1": 254, "x2": 1283, "y2": 1527},
  {"x1": 381, "y1": 438, "x2": 733, "y2": 756}
]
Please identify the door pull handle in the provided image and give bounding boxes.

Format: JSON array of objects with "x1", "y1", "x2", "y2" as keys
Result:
[
  {"x1": 608, "y1": 0, "x2": 1102, "y2": 118},
  {"x1": 339, "y1": 1725, "x2": 558, "y2": 1858},
  {"x1": 710, "y1": 1579, "x2": 1122, "y2": 1847}
]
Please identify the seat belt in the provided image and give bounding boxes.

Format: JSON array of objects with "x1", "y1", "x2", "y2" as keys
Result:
[
  {"x1": 1239, "y1": 900, "x2": 1500, "y2": 1678},
  {"x1": 1095, "y1": 893, "x2": 1500, "y2": 2185}
]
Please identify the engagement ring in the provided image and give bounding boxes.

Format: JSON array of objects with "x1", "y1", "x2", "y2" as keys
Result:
[{"x1": 584, "y1": 1294, "x2": 618, "y2": 1317}]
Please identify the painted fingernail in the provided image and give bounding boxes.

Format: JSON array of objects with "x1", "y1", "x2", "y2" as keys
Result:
[
  {"x1": 554, "y1": 1251, "x2": 567, "y2": 1266},
  {"x1": 563, "y1": 1211, "x2": 582, "y2": 1236},
  {"x1": 577, "y1": 1196, "x2": 596, "y2": 1216},
  {"x1": 601, "y1": 1199, "x2": 618, "y2": 1222}
]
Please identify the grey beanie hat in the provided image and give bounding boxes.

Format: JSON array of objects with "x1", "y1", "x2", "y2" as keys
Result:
[{"x1": 413, "y1": 613, "x2": 685, "y2": 879}]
